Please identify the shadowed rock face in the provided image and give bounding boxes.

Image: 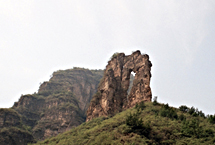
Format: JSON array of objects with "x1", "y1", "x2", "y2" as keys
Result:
[
  {"x1": 10, "y1": 68, "x2": 103, "y2": 141},
  {"x1": 86, "y1": 50, "x2": 152, "y2": 121}
]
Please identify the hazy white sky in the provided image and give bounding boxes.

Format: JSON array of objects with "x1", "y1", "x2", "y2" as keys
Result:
[{"x1": 0, "y1": 0, "x2": 215, "y2": 114}]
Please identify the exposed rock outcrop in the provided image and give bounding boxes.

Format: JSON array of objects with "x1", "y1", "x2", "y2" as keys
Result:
[
  {"x1": 0, "y1": 68, "x2": 103, "y2": 143},
  {"x1": 86, "y1": 51, "x2": 152, "y2": 121},
  {"x1": 38, "y1": 68, "x2": 103, "y2": 112}
]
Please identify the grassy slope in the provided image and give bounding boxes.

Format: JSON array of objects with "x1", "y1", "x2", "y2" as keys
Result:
[{"x1": 32, "y1": 102, "x2": 215, "y2": 145}]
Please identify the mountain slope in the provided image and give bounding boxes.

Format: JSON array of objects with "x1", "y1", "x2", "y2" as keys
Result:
[
  {"x1": 0, "y1": 68, "x2": 103, "y2": 144},
  {"x1": 33, "y1": 102, "x2": 215, "y2": 145},
  {"x1": 0, "y1": 108, "x2": 35, "y2": 145}
]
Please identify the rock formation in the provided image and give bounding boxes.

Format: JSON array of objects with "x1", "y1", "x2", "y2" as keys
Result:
[
  {"x1": 0, "y1": 68, "x2": 103, "y2": 144},
  {"x1": 86, "y1": 50, "x2": 152, "y2": 121}
]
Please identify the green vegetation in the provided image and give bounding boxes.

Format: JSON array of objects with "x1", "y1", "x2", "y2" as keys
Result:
[
  {"x1": 159, "y1": 103, "x2": 178, "y2": 120},
  {"x1": 32, "y1": 101, "x2": 215, "y2": 145},
  {"x1": 208, "y1": 115, "x2": 215, "y2": 124},
  {"x1": 126, "y1": 102, "x2": 151, "y2": 137},
  {"x1": 110, "y1": 52, "x2": 119, "y2": 60},
  {"x1": 0, "y1": 127, "x2": 34, "y2": 144}
]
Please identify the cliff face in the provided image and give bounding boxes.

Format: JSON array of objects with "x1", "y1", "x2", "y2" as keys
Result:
[
  {"x1": 86, "y1": 51, "x2": 152, "y2": 121},
  {"x1": 38, "y1": 68, "x2": 103, "y2": 112},
  {"x1": 0, "y1": 68, "x2": 103, "y2": 143}
]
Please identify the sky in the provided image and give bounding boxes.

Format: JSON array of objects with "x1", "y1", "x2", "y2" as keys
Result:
[{"x1": 0, "y1": 0, "x2": 215, "y2": 114}]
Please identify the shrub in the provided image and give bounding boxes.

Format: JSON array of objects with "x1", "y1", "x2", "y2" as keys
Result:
[
  {"x1": 125, "y1": 110, "x2": 151, "y2": 137},
  {"x1": 178, "y1": 114, "x2": 186, "y2": 121},
  {"x1": 135, "y1": 101, "x2": 145, "y2": 111},
  {"x1": 110, "y1": 52, "x2": 119, "y2": 60},
  {"x1": 160, "y1": 104, "x2": 178, "y2": 120},
  {"x1": 179, "y1": 105, "x2": 206, "y2": 118},
  {"x1": 208, "y1": 115, "x2": 215, "y2": 124},
  {"x1": 179, "y1": 105, "x2": 189, "y2": 112},
  {"x1": 151, "y1": 109, "x2": 159, "y2": 116},
  {"x1": 188, "y1": 106, "x2": 196, "y2": 115},
  {"x1": 198, "y1": 110, "x2": 205, "y2": 118},
  {"x1": 152, "y1": 96, "x2": 158, "y2": 105},
  {"x1": 126, "y1": 112, "x2": 143, "y2": 129},
  {"x1": 181, "y1": 118, "x2": 215, "y2": 138},
  {"x1": 162, "y1": 103, "x2": 169, "y2": 109},
  {"x1": 204, "y1": 129, "x2": 214, "y2": 137},
  {"x1": 180, "y1": 119, "x2": 213, "y2": 138}
]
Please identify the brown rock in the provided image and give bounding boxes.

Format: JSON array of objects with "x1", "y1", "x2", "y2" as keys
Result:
[
  {"x1": 12, "y1": 68, "x2": 103, "y2": 141},
  {"x1": 86, "y1": 50, "x2": 152, "y2": 121}
]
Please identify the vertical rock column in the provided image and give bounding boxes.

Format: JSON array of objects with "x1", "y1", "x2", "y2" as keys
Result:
[{"x1": 86, "y1": 50, "x2": 152, "y2": 122}]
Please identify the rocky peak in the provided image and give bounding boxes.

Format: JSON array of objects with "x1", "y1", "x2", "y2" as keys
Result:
[
  {"x1": 38, "y1": 68, "x2": 103, "y2": 112},
  {"x1": 9, "y1": 68, "x2": 103, "y2": 141},
  {"x1": 86, "y1": 50, "x2": 152, "y2": 121}
]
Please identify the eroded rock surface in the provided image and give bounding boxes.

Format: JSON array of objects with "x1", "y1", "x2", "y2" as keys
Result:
[
  {"x1": 86, "y1": 51, "x2": 152, "y2": 121},
  {"x1": 10, "y1": 68, "x2": 103, "y2": 141}
]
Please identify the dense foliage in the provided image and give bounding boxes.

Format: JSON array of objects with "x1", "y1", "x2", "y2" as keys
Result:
[{"x1": 32, "y1": 102, "x2": 215, "y2": 145}]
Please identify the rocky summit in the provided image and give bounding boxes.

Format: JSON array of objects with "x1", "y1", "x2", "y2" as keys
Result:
[
  {"x1": 87, "y1": 50, "x2": 152, "y2": 121},
  {"x1": 0, "y1": 68, "x2": 103, "y2": 144}
]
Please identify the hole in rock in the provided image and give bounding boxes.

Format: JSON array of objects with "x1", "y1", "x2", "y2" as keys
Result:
[{"x1": 127, "y1": 71, "x2": 136, "y2": 96}]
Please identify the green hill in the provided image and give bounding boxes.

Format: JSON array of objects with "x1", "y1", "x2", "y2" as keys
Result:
[{"x1": 32, "y1": 101, "x2": 215, "y2": 145}]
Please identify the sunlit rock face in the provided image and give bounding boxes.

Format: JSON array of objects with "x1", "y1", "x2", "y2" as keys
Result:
[{"x1": 86, "y1": 50, "x2": 152, "y2": 122}]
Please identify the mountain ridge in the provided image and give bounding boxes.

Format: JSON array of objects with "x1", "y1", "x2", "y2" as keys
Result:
[{"x1": 0, "y1": 67, "x2": 104, "y2": 144}]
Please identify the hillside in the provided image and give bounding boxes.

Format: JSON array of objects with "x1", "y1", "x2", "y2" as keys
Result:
[
  {"x1": 33, "y1": 101, "x2": 215, "y2": 145},
  {"x1": 0, "y1": 108, "x2": 35, "y2": 145},
  {"x1": 0, "y1": 67, "x2": 103, "y2": 144}
]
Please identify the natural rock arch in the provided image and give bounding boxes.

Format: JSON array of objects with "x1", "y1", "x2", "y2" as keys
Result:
[{"x1": 86, "y1": 50, "x2": 152, "y2": 121}]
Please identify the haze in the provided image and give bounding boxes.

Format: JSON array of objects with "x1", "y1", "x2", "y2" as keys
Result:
[{"x1": 0, "y1": 1, "x2": 215, "y2": 114}]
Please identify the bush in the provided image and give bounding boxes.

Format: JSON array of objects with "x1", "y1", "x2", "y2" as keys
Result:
[
  {"x1": 110, "y1": 52, "x2": 119, "y2": 60},
  {"x1": 160, "y1": 109, "x2": 178, "y2": 120},
  {"x1": 178, "y1": 114, "x2": 186, "y2": 121},
  {"x1": 151, "y1": 109, "x2": 159, "y2": 116},
  {"x1": 181, "y1": 119, "x2": 202, "y2": 138},
  {"x1": 208, "y1": 115, "x2": 215, "y2": 124},
  {"x1": 198, "y1": 110, "x2": 205, "y2": 118},
  {"x1": 135, "y1": 101, "x2": 145, "y2": 111},
  {"x1": 179, "y1": 105, "x2": 189, "y2": 112},
  {"x1": 152, "y1": 96, "x2": 158, "y2": 105},
  {"x1": 160, "y1": 104, "x2": 178, "y2": 120},
  {"x1": 188, "y1": 107, "x2": 206, "y2": 118},
  {"x1": 126, "y1": 112, "x2": 143, "y2": 129},
  {"x1": 204, "y1": 129, "x2": 214, "y2": 137},
  {"x1": 188, "y1": 106, "x2": 196, "y2": 115},
  {"x1": 181, "y1": 119, "x2": 214, "y2": 138},
  {"x1": 125, "y1": 110, "x2": 151, "y2": 137}
]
